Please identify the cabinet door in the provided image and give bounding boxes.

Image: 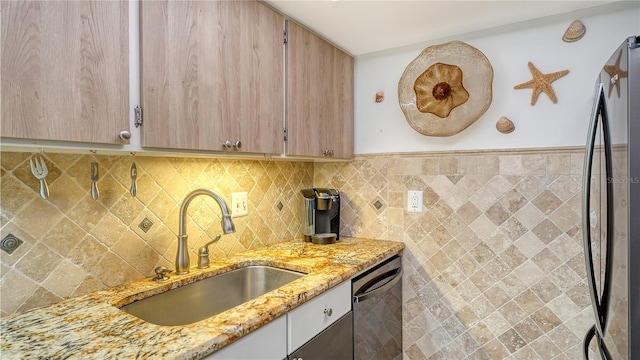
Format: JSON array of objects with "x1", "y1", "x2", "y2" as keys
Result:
[
  {"x1": 285, "y1": 21, "x2": 354, "y2": 159},
  {"x1": 1, "y1": 1, "x2": 129, "y2": 144},
  {"x1": 141, "y1": 1, "x2": 284, "y2": 154},
  {"x1": 326, "y1": 47, "x2": 354, "y2": 159}
]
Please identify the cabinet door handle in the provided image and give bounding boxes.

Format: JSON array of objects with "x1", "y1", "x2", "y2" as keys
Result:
[
  {"x1": 233, "y1": 140, "x2": 242, "y2": 149},
  {"x1": 324, "y1": 308, "x2": 332, "y2": 316}
]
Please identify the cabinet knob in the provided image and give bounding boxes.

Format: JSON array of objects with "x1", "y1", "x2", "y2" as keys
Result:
[
  {"x1": 119, "y1": 130, "x2": 131, "y2": 140},
  {"x1": 323, "y1": 149, "x2": 334, "y2": 157},
  {"x1": 324, "y1": 308, "x2": 333, "y2": 316},
  {"x1": 223, "y1": 140, "x2": 242, "y2": 150}
]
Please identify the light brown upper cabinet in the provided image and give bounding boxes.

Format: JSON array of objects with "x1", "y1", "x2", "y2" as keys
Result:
[
  {"x1": 285, "y1": 21, "x2": 354, "y2": 159},
  {"x1": 140, "y1": 1, "x2": 284, "y2": 154},
  {"x1": 1, "y1": 1, "x2": 130, "y2": 144}
]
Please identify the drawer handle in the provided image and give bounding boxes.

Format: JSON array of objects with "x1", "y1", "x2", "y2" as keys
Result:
[
  {"x1": 353, "y1": 267, "x2": 403, "y2": 303},
  {"x1": 324, "y1": 308, "x2": 333, "y2": 317}
]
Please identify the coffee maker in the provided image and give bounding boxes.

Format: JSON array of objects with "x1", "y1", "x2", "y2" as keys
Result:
[{"x1": 301, "y1": 188, "x2": 340, "y2": 242}]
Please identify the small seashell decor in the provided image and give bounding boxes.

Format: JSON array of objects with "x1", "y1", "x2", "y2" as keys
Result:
[
  {"x1": 375, "y1": 91, "x2": 384, "y2": 103},
  {"x1": 562, "y1": 20, "x2": 586, "y2": 42},
  {"x1": 496, "y1": 116, "x2": 515, "y2": 134}
]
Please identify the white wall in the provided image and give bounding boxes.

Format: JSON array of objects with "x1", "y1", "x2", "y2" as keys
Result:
[{"x1": 354, "y1": 2, "x2": 640, "y2": 154}]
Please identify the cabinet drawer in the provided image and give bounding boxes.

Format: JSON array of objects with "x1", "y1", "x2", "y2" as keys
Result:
[{"x1": 287, "y1": 281, "x2": 351, "y2": 353}]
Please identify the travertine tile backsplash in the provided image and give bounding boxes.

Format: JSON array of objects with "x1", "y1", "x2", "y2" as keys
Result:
[
  {"x1": 1, "y1": 152, "x2": 313, "y2": 315},
  {"x1": 2, "y1": 148, "x2": 591, "y2": 360},
  {"x1": 315, "y1": 148, "x2": 591, "y2": 360}
]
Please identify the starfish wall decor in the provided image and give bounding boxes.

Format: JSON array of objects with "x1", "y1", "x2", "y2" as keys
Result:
[
  {"x1": 604, "y1": 49, "x2": 628, "y2": 98},
  {"x1": 514, "y1": 62, "x2": 569, "y2": 106}
]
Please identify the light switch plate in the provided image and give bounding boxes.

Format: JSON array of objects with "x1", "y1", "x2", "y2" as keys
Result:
[
  {"x1": 231, "y1": 192, "x2": 248, "y2": 218},
  {"x1": 407, "y1": 190, "x2": 423, "y2": 213}
]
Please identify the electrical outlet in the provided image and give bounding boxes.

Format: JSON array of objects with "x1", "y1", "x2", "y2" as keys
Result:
[
  {"x1": 231, "y1": 192, "x2": 248, "y2": 218},
  {"x1": 407, "y1": 190, "x2": 423, "y2": 213}
]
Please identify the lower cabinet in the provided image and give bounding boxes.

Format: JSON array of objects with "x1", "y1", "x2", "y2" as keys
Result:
[
  {"x1": 204, "y1": 281, "x2": 352, "y2": 360},
  {"x1": 287, "y1": 280, "x2": 351, "y2": 354}
]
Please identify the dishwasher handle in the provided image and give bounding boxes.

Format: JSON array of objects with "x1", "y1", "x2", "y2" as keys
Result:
[{"x1": 353, "y1": 267, "x2": 402, "y2": 303}]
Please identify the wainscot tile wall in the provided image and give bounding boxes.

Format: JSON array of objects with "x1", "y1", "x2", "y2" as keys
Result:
[
  {"x1": 2, "y1": 148, "x2": 594, "y2": 360},
  {"x1": 0, "y1": 152, "x2": 313, "y2": 315},
  {"x1": 315, "y1": 148, "x2": 592, "y2": 360}
]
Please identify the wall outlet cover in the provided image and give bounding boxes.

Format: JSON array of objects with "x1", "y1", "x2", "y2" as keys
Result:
[
  {"x1": 407, "y1": 190, "x2": 423, "y2": 213},
  {"x1": 231, "y1": 192, "x2": 248, "y2": 218}
]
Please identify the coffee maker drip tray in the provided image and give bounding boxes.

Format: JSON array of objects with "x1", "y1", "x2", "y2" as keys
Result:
[{"x1": 311, "y1": 233, "x2": 337, "y2": 244}]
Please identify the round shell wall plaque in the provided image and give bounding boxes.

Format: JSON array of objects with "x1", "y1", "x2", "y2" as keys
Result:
[{"x1": 398, "y1": 41, "x2": 493, "y2": 137}]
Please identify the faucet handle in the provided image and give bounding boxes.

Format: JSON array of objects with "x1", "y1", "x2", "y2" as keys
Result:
[
  {"x1": 197, "y1": 234, "x2": 222, "y2": 269},
  {"x1": 154, "y1": 266, "x2": 171, "y2": 282}
]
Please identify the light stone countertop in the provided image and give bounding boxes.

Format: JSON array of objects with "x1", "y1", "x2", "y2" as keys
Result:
[{"x1": 0, "y1": 237, "x2": 404, "y2": 360}]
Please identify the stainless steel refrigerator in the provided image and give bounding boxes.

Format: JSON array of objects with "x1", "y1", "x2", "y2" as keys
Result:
[{"x1": 582, "y1": 35, "x2": 639, "y2": 359}]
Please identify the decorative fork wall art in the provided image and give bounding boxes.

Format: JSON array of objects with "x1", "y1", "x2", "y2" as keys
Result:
[{"x1": 29, "y1": 154, "x2": 49, "y2": 199}]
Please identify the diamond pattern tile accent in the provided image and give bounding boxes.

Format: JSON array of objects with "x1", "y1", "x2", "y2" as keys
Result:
[
  {"x1": 138, "y1": 217, "x2": 154, "y2": 233},
  {"x1": 1, "y1": 233, "x2": 24, "y2": 255}
]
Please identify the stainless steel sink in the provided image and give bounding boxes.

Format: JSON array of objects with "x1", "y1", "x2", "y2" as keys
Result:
[{"x1": 121, "y1": 265, "x2": 305, "y2": 326}]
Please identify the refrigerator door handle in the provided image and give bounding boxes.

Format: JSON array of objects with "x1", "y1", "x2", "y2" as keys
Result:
[
  {"x1": 583, "y1": 325, "x2": 613, "y2": 360},
  {"x1": 600, "y1": 78, "x2": 615, "y2": 338},
  {"x1": 583, "y1": 325, "x2": 596, "y2": 359},
  {"x1": 582, "y1": 83, "x2": 607, "y2": 337}
]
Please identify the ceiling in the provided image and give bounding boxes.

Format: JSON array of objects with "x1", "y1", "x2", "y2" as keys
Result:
[{"x1": 265, "y1": 1, "x2": 619, "y2": 55}]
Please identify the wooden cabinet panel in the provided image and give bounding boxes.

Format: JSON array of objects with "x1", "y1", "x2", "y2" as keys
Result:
[
  {"x1": 141, "y1": 0, "x2": 284, "y2": 154},
  {"x1": 285, "y1": 21, "x2": 354, "y2": 159},
  {"x1": 327, "y1": 47, "x2": 355, "y2": 159},
  {"x1": 1, "y1": 1, "x2": 129, "y2": 144}
]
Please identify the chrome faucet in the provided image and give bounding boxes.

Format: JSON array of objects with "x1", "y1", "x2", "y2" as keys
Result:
[{"x1": 176, "y1": 189, "x2": 235, "y2": 274}]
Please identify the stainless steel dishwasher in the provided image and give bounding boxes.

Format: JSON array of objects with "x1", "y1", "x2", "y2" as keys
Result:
[{"x1": 352, "y1": 255, "x2": 403, "y2": 360}]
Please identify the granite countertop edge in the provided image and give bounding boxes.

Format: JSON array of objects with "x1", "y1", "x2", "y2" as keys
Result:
[{"x1": 0, "y1": 237, "x2": 404, "y2": 360}]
